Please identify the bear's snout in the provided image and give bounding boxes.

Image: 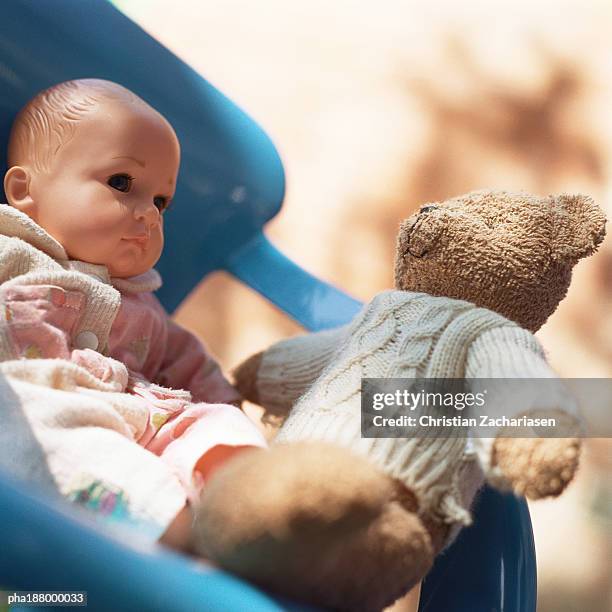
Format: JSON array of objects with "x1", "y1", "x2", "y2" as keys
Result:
[{"x1": 404, "y1": 209, "x2": 445, "y2": 258}]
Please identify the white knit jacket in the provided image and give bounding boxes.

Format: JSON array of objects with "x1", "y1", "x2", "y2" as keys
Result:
[{"x1": 258, "y1": 291, "x2": 578, "y2": 539}]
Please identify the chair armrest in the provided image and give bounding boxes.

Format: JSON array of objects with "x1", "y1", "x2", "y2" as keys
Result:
[{"x1": 224, "y1": 232, "x2": 362, "y2": 332}]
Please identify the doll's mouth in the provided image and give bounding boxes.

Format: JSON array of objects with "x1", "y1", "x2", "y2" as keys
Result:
[{"x1": 122, "y1": 235, "x2": 149, "y2": 248}]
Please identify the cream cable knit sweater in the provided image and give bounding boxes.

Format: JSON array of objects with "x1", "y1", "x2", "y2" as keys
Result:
[{"x1": 261, "y1": 291, "x2": 577, "y2": 537}]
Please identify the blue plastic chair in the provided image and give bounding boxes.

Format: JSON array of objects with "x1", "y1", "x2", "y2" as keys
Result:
[{"x1": 0, "y1": 2, "x2": 537, "y2": 610}]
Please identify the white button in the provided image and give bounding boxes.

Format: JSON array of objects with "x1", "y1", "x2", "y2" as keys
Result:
[{"x1": 75, "y1": 331, "x2": 99, "y2": 351}]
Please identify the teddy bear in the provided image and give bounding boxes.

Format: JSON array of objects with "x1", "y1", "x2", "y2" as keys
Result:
[{"x1": 193, "y1": 190, "x2": 606, "y2": 611}]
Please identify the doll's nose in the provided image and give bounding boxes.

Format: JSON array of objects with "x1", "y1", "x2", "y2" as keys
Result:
[{"x1": 134, "y1": 200, "x2": 160, "y2": 224}]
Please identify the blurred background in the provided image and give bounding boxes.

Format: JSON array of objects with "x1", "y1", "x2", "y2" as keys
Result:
[{"x1": 115, "y1": 1, "x2": 611, "y2": 610}]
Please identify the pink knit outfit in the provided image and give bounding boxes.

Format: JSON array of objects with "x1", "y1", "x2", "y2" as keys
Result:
[
  {"x1": 107, "y1": 290, "x2": 267, "y2": 504},
  {"x1": 4, "y1": 269, "x2": 267, "y2": 504}
]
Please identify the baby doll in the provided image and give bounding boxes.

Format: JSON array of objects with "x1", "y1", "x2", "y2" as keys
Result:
[{"x1": 0, "y1": 78, "x2": 270, "y2": 542}]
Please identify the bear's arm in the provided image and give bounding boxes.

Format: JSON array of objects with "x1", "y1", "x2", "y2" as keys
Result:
[
  {"x1": 464, "y1": 324, "x2": 581, "y2": 482},
  {"x1": 233, "y1": 325, "x2": 348, "y2": 418}
]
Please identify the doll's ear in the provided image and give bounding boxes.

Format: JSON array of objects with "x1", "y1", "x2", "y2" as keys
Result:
[
  {"x1": 4, "y1": 166, "x2": 36, "y2": 215},
  {"x1": 552, "y1": 194, "x2": 607, "y2": 264}
]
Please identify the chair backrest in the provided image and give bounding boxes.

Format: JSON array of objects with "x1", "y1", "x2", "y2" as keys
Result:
[{"x1": 0, "y1": 3, "x2": 536, "y2": 611}]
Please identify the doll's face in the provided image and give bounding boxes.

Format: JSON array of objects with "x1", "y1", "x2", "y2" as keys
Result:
[{"x1": 11, "y1": 99, "x2": 180, "y2": 277}]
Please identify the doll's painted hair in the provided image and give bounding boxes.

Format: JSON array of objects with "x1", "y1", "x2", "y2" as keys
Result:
[{"x1": 7, "y1": 78, "x2": 145, "y2": 173}]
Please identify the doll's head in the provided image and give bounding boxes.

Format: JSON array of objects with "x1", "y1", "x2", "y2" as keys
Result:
[
  {"x1": 4, "y1": 78, "x2": 180, "y2": 277},
  {"x1": 395, "y1": 190, "x2": 606, "y2": 332}
]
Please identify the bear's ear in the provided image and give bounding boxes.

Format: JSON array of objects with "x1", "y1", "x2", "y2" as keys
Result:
[{"x1": 552, "y1": 194, "x2": 607, "y2": 264}]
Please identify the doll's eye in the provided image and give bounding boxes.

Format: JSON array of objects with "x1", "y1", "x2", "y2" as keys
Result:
[
  {"x1": 154, "y1": 196, "x2": 171, "y2": 212},
  {"x1": 107, "y1": 173, "x2": 133, "y2": 193}
]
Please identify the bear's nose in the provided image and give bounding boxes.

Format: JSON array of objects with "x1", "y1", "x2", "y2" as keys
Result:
[{"x1": 404, "y1": 211, "x2": 445, "y2": 258}]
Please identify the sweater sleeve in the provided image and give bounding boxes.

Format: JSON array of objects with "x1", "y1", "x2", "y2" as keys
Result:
[
  {"x1": 465, "y1": 325, "x2": 581, "y2": 476},
  {"x1": 154, "y1": 317, "x2": 241, "y2": 407},
  {"x1": 255, "y1": 325, "x2": 348, "y2": 417}
]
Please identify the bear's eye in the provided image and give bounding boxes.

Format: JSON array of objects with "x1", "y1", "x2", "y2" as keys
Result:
[{"x1": 419, "y1": 205, "x2": 437, "y2": 214}]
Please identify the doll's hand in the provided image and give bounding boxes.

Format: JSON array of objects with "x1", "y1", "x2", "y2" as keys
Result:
[
  {"x1": 231, "y1": 351, "x2": 263, "y2": 405},
  {"x1": 491, "y1": 411, "x2": 581, "y2": 499},
  {"x1": 71, "y1": 348, "x2": 129, "y2": 391},
  {"x1": 127, "y1": 370, "x2": 192, "y2": 411}
]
